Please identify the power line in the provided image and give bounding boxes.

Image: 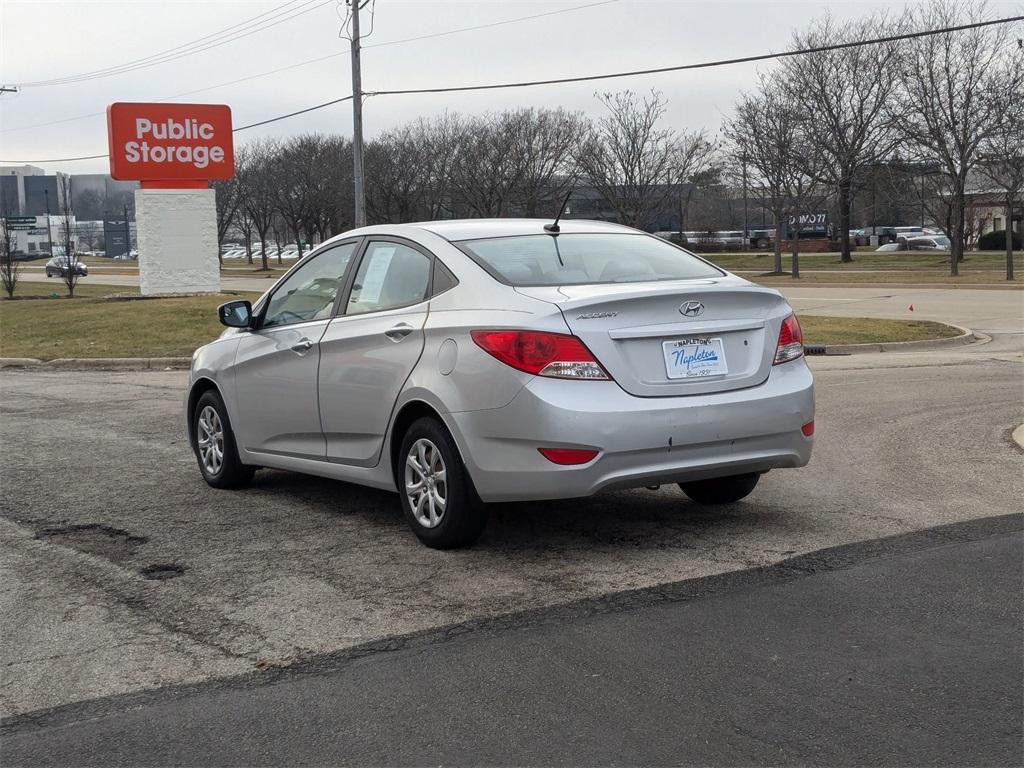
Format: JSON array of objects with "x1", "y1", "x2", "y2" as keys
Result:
[
  {"x1": 362, "y1": 0, "x2": 619, "y2": 49},
  {"x1": 17, "y1": 0, "x2": 332, "y2": 87},
  {"x1": 3, "y1": 14, "x2": 1021, "y2": 165},
  {"x1": 370, "y1": 15, "x2": 1024, "y2": 96},
  {"x1": 1, "y1": 0, "x2": 619, "y2": 134}
]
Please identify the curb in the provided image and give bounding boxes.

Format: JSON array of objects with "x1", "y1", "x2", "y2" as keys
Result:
[
  {"x1": 807, "y1": 323, "x2": 984, "y2": 356},
  {"x1": 0, "y1": 357, "x2": 190, "y2": 371},
  {"x1": 1012, "y1": 424, "x2": 1024, "y2": 451}
]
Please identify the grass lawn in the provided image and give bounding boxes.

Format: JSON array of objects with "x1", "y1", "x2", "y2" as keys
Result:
[
  {"x1": 1, "y1": 285, "x2": 961, "y2": 359},
  {"x1": 0, "y1": 288, "x2": 258, "y2": 359},
  {"x1": 798, "y1": 316, "x2": 960, "y2": 346}
]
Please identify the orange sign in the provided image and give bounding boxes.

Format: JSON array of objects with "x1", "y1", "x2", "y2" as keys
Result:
[{"x1": 107, "y1": 102, "x2": 234, "y2": 187}]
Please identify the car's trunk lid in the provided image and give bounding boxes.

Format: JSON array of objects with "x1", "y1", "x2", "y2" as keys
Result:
[{"x1": 516, "y1": 280, "x2": 788, "y2": 397}]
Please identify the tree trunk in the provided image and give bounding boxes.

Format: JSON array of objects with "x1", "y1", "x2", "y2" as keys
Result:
[
  {"x1": 773, "y1": 219, "x2": 784, "y2": 274},
  {"x1": 245, "y1": 233, "x2": 253, "y2": 265},
  {"x1": 1008, "y1": 197, "x2": 1015, "y2": 281},
  {"x1": 838, "y1": 178, "x2": 853, "y2": 263},
  {"x1": 259, "y1": 237, "x2": 268, "y2": 271},
  {"x1": 950, "y1": 188, "x2": 965, "y2": 276},
  {"x1": 293, "y1": 226, "x2": 304, "y2": 260},
  {"x1": 791, "y1": 231, "x2": 801, "y2": 279}
]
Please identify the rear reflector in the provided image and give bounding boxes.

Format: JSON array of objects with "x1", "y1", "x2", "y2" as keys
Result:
[
  {"x1": 801, "y1": 420, "x2": 815, "y2": 437},
  {"x1": 538, "y1": 448, "x2": 599, "y2": 465},
  {"x1": 471, "y1": 330, "x2": 609, "y2": 380},
  {"x1": 774, "y1": 314, "x2": 804, "y2": 365}
]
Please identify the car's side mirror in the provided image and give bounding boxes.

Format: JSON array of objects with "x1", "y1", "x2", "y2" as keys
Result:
[{"x1": 218, "y1": 300, "x2": 253, "y2": 328}]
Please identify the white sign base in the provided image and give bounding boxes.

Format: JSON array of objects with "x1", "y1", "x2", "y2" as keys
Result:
[{"x1": 135, "y1": 188, "x2": 220, "y2": 296}]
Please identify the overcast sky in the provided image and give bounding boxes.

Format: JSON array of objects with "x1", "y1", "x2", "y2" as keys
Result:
[{"x1": 1, "y1": 0, "x2": 1019, "y2": 175}]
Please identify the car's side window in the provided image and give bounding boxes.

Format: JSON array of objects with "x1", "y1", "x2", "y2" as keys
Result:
[
  {"x1": 262, "y1": 242, "x2": 358, "y2": 329},
  {"x1": 346, "y1": 241, "x2": 431, "y2": 316}
]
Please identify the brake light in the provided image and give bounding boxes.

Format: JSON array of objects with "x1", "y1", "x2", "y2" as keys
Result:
[
  {"x1": 774, "y1": 314, "x2": 804, "y2": 365},
  {"x1": 538, "y1": 448, "x2": 599, "y2": 465},
  {"x1": 471, "y1": 330, "x2": 609, "y2": 380},
  {"x1": 801, "y1": 420, "x2": 815, "y2": 437}
]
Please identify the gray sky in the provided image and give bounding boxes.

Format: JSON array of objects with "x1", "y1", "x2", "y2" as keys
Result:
[{"x1": 0, "y1": 0, "x2": 1017, "y2": 175}]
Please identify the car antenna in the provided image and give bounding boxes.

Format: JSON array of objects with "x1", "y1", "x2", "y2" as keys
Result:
[{"x1": 543, "y1": 188, "x2": 573, "y2": 234}]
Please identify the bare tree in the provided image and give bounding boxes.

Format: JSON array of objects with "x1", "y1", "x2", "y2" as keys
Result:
[
  {"x1": 366, "y1": 125, "x2": 430, "y2": 223},
  {"x1": 448, "y1": 113, "x2": 526, "y2": 217},
  {"x1": 56, "y1": 175, "x2": 81, "y2": 297},
  {"x1": 1, "y1": 204, "x2": 19, "y2": 299},
  {"x1": 895, "y1": 0, "x2": 1023, "y2": 274},
  {"x1": 576, "y1": 90, "x2": 708, "y2": 230},
  {"x1": 239, "y1": 139, "x2": 279, "y2": 271},
  {"x1": 977, "y1": 52, "x2": 1024, "y2": 280},
  {"x1": 212, "y1": 148, "x2": 244, "y2": 267},
  {"x1": 724, "y1": 76, "x2": 809, "y2": 274},
  {"x1": 780, "y1": 11, "x2": 901, "y2": 262},
  {"x1": 509, "y1": 107, "x2": 588, "y2": 217}
]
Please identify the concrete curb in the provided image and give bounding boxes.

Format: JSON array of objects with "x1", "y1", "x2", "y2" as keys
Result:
[
  {"x1": 1012, "y1": 424, "x2": 1024, "y2": 451},
  {"x1": 0, "y1": 357, "x2": 190, "y2": 371},
  {"x1": 812, "y1": 323, "x2": 984, "y2": 355}
]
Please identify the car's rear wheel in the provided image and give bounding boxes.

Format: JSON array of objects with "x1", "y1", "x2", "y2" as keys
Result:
[
  {"x1": 398, "y1": 417, "x2": 486, "y2": 549},
  {"x1": 679, "y1": 472, "x2": 760, "y2": 505},
  {"x1": 45, "y1": 269, "x2": 53, "y2": 277},
  {"x1": 192, "y1": 390, "x2": 254, "y2": 489}
]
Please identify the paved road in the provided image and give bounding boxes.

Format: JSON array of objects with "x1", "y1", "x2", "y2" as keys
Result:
[
  {"x1": 2, "y1": 347, "x2": 1021, "y2": 718},
  {"x1": 4, "y1": 519, "x2": 1021, "y2": 767}
]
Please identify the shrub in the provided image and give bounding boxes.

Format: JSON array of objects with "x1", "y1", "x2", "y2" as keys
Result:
[{"x1": 978, "y1": 229, "x2": 1022, "y2": 250}]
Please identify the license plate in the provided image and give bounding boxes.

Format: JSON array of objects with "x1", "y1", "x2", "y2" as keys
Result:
[{"x1": 663, "y1": 337, "x2": 728, "y2": 379}]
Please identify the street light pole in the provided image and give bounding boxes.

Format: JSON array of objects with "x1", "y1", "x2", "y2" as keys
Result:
[
  {"x1": 43, "y1": 188, "x2": 54, "y2": 256},
  {"x1": 349, "y1": 0, "x2": 366, "y2": 228}
]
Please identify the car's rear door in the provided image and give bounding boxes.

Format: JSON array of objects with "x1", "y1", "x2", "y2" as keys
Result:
[
  {"x1": 317, "y1": 238, "x2": 434, "y2": 466},
  {"x1": 231, "y1": 240, "x2": 359, "y2": 459}
]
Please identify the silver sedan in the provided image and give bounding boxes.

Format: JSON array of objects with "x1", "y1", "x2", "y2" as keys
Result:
[{"x1": 186, "y1": 219, "x2": 814, "y2": 548}]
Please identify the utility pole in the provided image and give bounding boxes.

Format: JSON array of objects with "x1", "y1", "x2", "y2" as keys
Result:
[
  {"x1": 349, "y1": 0, "x2": 366, "y2": 228},
  {"x1": 124, "y1": 204, "x2": 131, "y2": 259},
  {"x1": 43, "y1": 188, "x2": 54, "y2": 257}
]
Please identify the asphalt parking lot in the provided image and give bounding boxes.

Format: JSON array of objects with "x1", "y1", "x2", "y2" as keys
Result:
[{"x1": 2, "y1": 342, "x2": 1022, "y2": 723}]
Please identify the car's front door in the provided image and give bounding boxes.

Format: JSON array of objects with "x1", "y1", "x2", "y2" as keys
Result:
[
  {"x1": 232, "y1": 241, "x2": 359, "y2": 459},
  {"x1": 318, "y1": 239, "x2": 433, "y2": 466}
]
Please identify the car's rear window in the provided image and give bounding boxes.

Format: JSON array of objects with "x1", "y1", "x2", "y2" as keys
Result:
[{"x1": 456, "y1": 233, "x2": 723, "y2": 286}]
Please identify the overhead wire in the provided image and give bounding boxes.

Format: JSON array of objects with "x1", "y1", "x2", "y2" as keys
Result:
[{"x1": 2, "y1": 14, "x2": 1021, "y2": 164}]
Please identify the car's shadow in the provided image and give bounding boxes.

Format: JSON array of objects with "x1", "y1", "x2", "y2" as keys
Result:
[{"x1": 245, "y1": 468, "x2": 789, "y2": 554}]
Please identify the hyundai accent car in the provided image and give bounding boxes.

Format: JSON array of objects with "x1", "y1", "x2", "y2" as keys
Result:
[{"x1": 186, "y1": 219, "x2": 814, "y2": 548}]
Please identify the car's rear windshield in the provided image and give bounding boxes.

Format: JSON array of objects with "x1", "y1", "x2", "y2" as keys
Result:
[{"x1": 456, "y1": 233, "x2": 723, "y2": 286}]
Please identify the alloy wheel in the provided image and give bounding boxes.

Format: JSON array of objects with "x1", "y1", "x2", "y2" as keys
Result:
[
  {"x1": 405, "y1": 438, "x2": 447, "y2": 528},
  {"x1": 196, "y1": 405, "x2": 225, "y2": 476}
]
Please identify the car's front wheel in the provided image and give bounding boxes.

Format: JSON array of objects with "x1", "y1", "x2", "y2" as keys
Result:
[
  {"x1": 398, "y1": 417, "x2": 486, "y2": 549},
  {"x1": 191, "y1": 390, "x2": 254, "y2": 489},
  {"x1": 45, "y1": 269, "x2": 53, "y2": 277},
  {"x1": 679, "y1": 472, "x2": 760, "y2": 505}
]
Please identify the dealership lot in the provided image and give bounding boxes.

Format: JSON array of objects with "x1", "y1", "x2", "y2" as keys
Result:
[{"x1": 2, "y1": 341, "x2": 1021, "y2": 718}]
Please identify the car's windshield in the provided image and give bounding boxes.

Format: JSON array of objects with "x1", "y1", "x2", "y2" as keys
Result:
[{"x1": 457, "y1": 233, "x2": 722, "y2": 286}]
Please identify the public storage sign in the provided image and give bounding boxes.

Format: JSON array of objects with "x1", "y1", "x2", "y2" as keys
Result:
[{"x1": 107, "y1": 102, "x2": 234, "y2": 184}]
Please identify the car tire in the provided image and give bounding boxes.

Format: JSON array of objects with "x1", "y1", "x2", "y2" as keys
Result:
[
  {"x1": 45, "y1": 270, "x2": 52, "y2": 277},
  {"x1": 191, "y1": 390, "x2": 254, "y2": 489},
  {"x1": 398, "y1": 416, "x2": 486, "y2": 549},
  {"x1": 757, "y1": 237, "x2": 769, "y2": 249},
  {"x1": 679, "y1": 472, "x2": 760, "y2": 505}
]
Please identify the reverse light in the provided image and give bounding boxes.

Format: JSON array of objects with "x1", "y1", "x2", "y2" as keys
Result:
[
  {"x1": 538, "y1": 448, "x2": 600, "y2": 465},
  {"x1": 471, "y1": 330, "x2": 609, "y2": 380},
  {"x1": 773, "y1": 314, "x2": 804, "y2": 365}
]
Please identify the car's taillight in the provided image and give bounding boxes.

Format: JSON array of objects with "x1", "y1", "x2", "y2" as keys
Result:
[
  {"x1": 471, "y1": 330, "x2": 609, "y2": 380},
  {"x1": 773, "y1": 314, "x2": 804, "y2": 365},
  {"x1": 537, "y1": 448, "x2": 599, "y2": 465}
]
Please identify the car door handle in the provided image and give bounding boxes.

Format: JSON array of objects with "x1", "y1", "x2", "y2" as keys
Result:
[
  {"x1": 384, "y1": 323, "x2": 415, "y2": 341},
  {"x1": 291, "y1": 338, "x2": 314, "y2": 353}
]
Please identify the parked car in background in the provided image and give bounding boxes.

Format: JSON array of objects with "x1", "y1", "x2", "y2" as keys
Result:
[
  {"x1": 893, "y1": 227, "x2": 926, "y2": 242},
  {"x1": 749, "y1": 229, "x2": 774, "y2": 248},
  {"x1": 45, "y1": 256, "x2": 88, "y2": 277},
  {"x1": 187, "y1": 219, "x2": 814, "y2": 549},
  {"x1": 905, "y1": 236, "x2": 950, "y2": 252}
]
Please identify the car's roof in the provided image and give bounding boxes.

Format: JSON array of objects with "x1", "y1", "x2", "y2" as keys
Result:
[{"x1": 409, "y1": 218, "x2": 637, "y2": 241}]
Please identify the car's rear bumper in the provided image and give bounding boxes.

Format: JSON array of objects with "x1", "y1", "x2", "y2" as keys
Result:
[{"x1": 448, "y1": 359, "x2": 814, "y2": 502}]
